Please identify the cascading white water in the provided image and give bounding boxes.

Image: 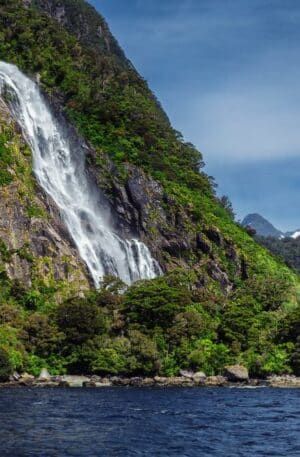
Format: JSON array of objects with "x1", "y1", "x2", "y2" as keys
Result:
[{"x1": 0, "y1": 61, "x2": 161, "y2": 287}]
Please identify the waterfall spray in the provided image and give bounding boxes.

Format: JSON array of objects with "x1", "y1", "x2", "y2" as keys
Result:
[{"x1": 0, "y1": 61, "x2": 161, "y2": 287}]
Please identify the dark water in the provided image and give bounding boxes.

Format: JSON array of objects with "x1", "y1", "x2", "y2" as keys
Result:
[{"x1": 0, "y1": 387, "x2": 299, "y2": 457}]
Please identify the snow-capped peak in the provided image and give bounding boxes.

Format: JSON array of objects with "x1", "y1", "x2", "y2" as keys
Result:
[{"x1": 290, "y1": 230, "x2": 300, "y2": 240}]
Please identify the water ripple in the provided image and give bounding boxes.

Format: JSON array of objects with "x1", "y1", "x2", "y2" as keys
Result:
[{"x1": 0, "y1": 387, "x2": 299, "y2": 456}]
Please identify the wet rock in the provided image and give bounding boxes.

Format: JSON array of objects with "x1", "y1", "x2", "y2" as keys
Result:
[{"x1": 224, "y1": 365, "x2": 249, "y2": 382}]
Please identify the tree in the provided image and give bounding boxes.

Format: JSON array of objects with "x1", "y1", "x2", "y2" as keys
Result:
[
  {"x1": 124, "y1": 275, "x2": 192, "y2": 329},
  {"x1": 219, "y1": 195, "x2": 235, "y2": 220},
  {"x1": 56, "y1": 298, "x2": 107, "y2": 345}
]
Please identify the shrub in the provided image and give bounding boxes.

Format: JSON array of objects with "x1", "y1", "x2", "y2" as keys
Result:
[
  {"x1": 0, "y1": 347, "x2": 13, "y2": 381},
  {"x1": 187, "y1": 339, "x2": 231, "y2": 376}
]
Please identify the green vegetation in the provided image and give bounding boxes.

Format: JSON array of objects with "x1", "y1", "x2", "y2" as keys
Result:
[
  {"x1": 0, "y1": 271, "x2": 298, "y2": 377},
  {"x1": 0, "y1": 0, "x2": 298, "y2": 378}
]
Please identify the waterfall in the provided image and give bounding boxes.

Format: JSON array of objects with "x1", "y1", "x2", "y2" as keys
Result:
[{"x1": 0, "y1": 61, "x2": 161, "y2": 287}]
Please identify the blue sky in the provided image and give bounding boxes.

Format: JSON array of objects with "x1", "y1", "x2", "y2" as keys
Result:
[{"x1": 90, "y1": 0, "x2": 300, "y2": 230}]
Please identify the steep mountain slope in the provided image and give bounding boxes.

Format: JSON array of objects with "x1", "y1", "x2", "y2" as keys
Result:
[
  {"x1": 0, "y1": 0, "x2": 289, "y2": 287},
  {"x1": 0, "y1": 0, "x2": 298, "y2": 378}
]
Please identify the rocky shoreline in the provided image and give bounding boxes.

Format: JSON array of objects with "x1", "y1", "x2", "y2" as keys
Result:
[{"x1": 2, "y1": 367, "x2": 300, "y2": 389}]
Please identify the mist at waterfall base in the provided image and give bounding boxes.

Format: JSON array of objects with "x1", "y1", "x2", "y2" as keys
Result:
[{"x1": 0, "y1": 61, "x2": 161, "y2": 287}]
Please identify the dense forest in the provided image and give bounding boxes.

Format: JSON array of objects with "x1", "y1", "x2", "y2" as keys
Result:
[
  {"x1": 256, "y1": 236, "x2": 300, "y2": 274},
  {"x1": 0, "y1": 0, "x2": 299, "y2": 380}
]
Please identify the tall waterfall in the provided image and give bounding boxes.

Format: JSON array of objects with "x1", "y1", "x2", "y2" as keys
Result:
[{"x1": 0, "y1": 62, "x2": 161, "y2": 287}]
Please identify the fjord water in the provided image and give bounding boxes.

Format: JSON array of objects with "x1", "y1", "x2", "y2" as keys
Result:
[
  {"x1": 0, "y1": 62, "x2": 160, "y2": 286},
  {"x1": 0, "y1": 388, "x2": 299, "y2": 457}
]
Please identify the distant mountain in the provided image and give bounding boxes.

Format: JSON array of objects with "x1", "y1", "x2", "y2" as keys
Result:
[
  {"x1": 242, "y1": 213, "x2": 300, "y2": 240},
  {"x1": 242, "y1": 213, "x2": 300, "y2": 272},
  {"x1": 242, "y1": 213, "x2": 284, "y2": 238}
]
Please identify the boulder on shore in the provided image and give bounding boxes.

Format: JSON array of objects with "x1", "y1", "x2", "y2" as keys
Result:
[
  {"x1": 224, "y1": 365, "x2": 249, "y2": 382},
  {"x1": 19, "y1": 372, "x2": 35, "y2": 382},
  {"x1": 193, "y1": 371, "x2": 206, "y2": 380},
  {"x1": 38, "y1": 368, "x2": 51, "y2": 381},
  {"x1": 179, "y1": 370, "x2": 195, "y2": 379}
]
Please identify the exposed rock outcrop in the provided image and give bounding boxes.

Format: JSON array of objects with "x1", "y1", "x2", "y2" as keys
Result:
[{"x1": 32, "y1": 0, "x2": 131, "y2": 67}]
